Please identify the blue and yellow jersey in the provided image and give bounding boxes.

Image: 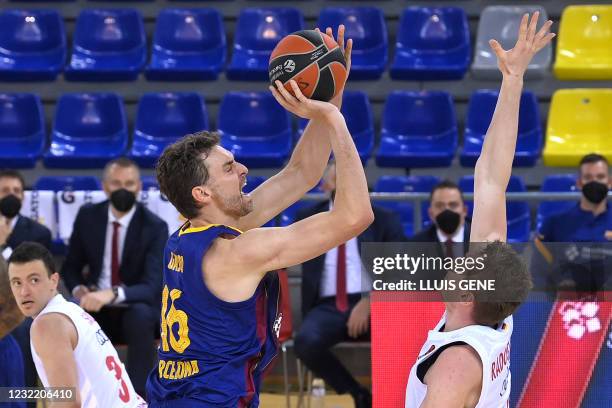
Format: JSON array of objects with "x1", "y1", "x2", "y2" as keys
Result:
[{"x1": 146, "y1": 223, "x2": 281, "y2": 407}]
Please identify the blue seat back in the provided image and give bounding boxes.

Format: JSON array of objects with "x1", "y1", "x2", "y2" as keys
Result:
[
  {"x1": 383, "y1": 91, "x2": 456, "y2": 137},
  {"x1": 35, "y1": 176, "x2": 101, "y2": 192},
  {"x1": 298, "y1": 90, "x2": 373, "y2": 135},
  {"x1": 0, "y1": 93, "x2": 44, "y2": 140},
  {"x1": 73, "y1": 9, "x2": 145, "y2": 53},
  {"x1": 154, "y1": 8, "x2": 225, "y2": 52},
  {"x1": 53, "y1": 93, "x2": 126, "y2": 140},
  {"x1": 218, "y1": 92, "x2": 290, "y2": 138},
  {"x1": 317, "y1": 7, "x2": 386, "y2": 51},
  {"x1": 234, "y1": 8, "x2": 303, "y2": 52},
  {"x1": 397, "y1": 7, "x2": 469, "y2": 53},
  {"x1": 135, "y1": 92, "x2": 208, "y2": 140},
  {"x1": 374, "y1": 175, "x2": 440, "y2": 236},
  {"x1": 0, "y1": 9, "x2": 65, "y2": 53},
  {"x1": 537, "y1": 174, "x2": 578, "y2": 230}
]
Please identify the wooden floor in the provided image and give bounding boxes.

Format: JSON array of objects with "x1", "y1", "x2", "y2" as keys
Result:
[{"x1": 260, "y1": 393, "x2": 354, "y2": 408}]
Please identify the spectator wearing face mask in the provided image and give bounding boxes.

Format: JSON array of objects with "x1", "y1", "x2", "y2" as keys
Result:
[
  {"x1": 61, "y1": 157, "x2": 168, "y2": 396},
  {"x1": 410, "y1": 180, "x2": 470, "y2": 257},
  {"x1": 536, "y1": 153, "x2": 612, "y2": 291},
  {"x1": 0, "y1": 170, "x2": 52, "y2": 260}
]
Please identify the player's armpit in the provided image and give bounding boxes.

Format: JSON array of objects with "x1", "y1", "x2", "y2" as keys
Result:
[
  {"x1": 420, "y1": 345, "x2": 483, "y2": 408},
  {"x1": 31, "y1": 313, "x2": 82, "y2": 408}
]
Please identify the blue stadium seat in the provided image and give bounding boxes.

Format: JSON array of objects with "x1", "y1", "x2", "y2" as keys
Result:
[
  {"x1": 0, "y1": 93, "x2": 45, "y2": 168},
  {"x1": 536, "y1": 174, "x2": 578, "y2": 231},
  {"x1": 43, "y1": 93, "x2": 128, "y2": 169},
  {"x1": 146, "y1": 8, "x2": 225, "y2": 81},
  {"x1": 130, "y1": 92, "x2": 208, "y2": 168},
  {"x1": 280, "y1": 184, "x2": 324, "y2": 227},
  {"x1": 317, "y1": 7, "x2": 387, "y2": 80},
  {"x1": 459, "y1": 175, "x2": 531, "y2": 242},
  {"x1": 218, "y1": 91, "x2": 292, "y2": 168},
  {"x1": 65, "y1": 9, "x2": 146, "y2": 81},
  {"x1": 460, "y1": 90, "x2": 542, "y2": 167},
  {"x1": 376, "y1": 91, "x2": 458, "y2": 168},
  {"x1": 374, "y1": 176, "x2": 440, "y2": 237},
  {"x1": 297, "y1": 91, "x2": 374, "y2": 164},
  {"x1": 227, "y1": 8, "x2": 303, "y2": 81},
  {"x1": 141, "y1": 176, "x2": 159, "y2": 191},
  {"x1": 390, "y1": 7, "x2": 470, "y2": 80},
  {"x1": 0, "y1": 9, "x2": 66, "y2": 81},
  {"x1": 34, "y1": 176, "x2": 101, "y2": 192}
]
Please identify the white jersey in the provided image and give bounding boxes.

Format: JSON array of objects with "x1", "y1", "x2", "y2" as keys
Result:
[
  {"x1": 31, "y1": 294, "x2": 147, "y2": 408},
  {"x1": 405, "y1": 312, "x2": 513, "y2": 408}
]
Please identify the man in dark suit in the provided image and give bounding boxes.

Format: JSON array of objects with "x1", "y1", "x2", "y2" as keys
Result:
[
  {"x1": 0, "y1": 170, "x2": 51, "y2": 259},
  {"x1": 61, "y1": 157, "x2": 168, "y2": 395},
  {"x1": 410, "y1": 180, "x2": 470, "y2": 256},
  {"x1": 294, "y1": 162, "x2": 405, "y2": 408}
]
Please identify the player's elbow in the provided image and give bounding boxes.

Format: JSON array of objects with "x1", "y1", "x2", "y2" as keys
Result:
[{"x1": 344, "y1": 207, "x2": 374, "y2": 235}]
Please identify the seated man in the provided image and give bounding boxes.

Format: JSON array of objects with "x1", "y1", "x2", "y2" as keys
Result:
[
  {"x1": 61, "y1": 158, "x2": 168, "y2": 395},
  {"x1": 8, "y1": 242, "x2": 146, "y2": 408},
  {"x1": 536, "y1": 153, "x2": 612, "y2": 291},
  {"x1": 295, "y1": 161, "x2": 406, "y2": 408}
]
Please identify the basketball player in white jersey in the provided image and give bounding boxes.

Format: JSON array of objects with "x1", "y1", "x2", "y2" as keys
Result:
[
  {"x1": 7, "y1": 242, "x2": 146, "y2": 408},
  {"x1": 405, "y1": 12, "x2": 555, "y2": 408}
]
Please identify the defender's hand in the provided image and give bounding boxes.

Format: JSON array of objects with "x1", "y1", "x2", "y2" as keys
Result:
[
  {"x1": 489, "y1": 12, "x2": 555, "y2": 78},
  {"x1": 319, "y1": 25, "x2": 353, "y2": 110},
  {"x1": 270, "y1": 79, "x2": 339, "y2": 120}
]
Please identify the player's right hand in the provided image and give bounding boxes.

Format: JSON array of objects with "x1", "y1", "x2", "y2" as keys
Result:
[
  {"x1": 489, "y1": 11, "x2": 555, "y2": 78},
  {"x1": 269, "y1": 79, "x2": 339, "y2": 121}
]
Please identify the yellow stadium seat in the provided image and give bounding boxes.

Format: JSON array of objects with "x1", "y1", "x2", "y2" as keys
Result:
[
  {"x1": 554, "y1": 5, "x2": 612, "y2": 80},
  {"x1": 543, "y1": 89, "x2": 612, "y2": 167}
]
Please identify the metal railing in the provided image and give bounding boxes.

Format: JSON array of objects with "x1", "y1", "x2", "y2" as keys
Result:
[{"x1": 298, "y1": 192, "x2": 602, "y2": 234}]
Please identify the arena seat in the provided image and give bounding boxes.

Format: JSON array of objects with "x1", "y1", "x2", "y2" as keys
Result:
[
  {"x1": 390, "y1": 7, "x2": 470, "y2": 80},
  {"x1": 376, "y1": 91, "x2": 457, "y2": 168},
  {"x1": 459, "y1": 175, "x2": 530, "y2": 242},
  {"x1": 472, "y1": 6, "x2": 551, "y2": 79},
  {"x1": 0, "y1": 93, "x2": 45, "y2": 168},
  {"x1": 65, "y1": 9, "x2": 146, "y2": 81},
  {"x1": 543, "y1": 89, "x2": 612, "y2": 167},
  {"x1": 129, "y1": 92, "x2": 209, "y2": 168},
  {"x1": 317, "y1": 7, "x2": 387, "y2": 80},
  {"x1": 297, "y1": 91, "x2": 374, "y2": 164},
  {"x1": 146, "y1": 8, "x2": 225, "y2": 81},
  {"x1": 218, "y1": 91, "x2": 292, "y2": 168},
  {"x1": 554, "y1": 5, "x2": 612, "y2": 80},
  {"x1": 34, "y1": 176, "x2": 101, "y2": 192},
  {"x1": 374, "y1": 176, "x2": 440, "y2": 237},
  {"x1": 43, "y1": 93, "x2": 128, "y2": 169},
  {"x1": 536, "y1": 174, "x2": 577, "y2": 232},
  {"x1": 0, "y1": 9, "x2": 66, "y2": 81},
  {"x1": 460, "y1": 90, "x2": 542, "y2": 167},
  {"x1": 226, "y1": 7, "x2": 303, "y2": 81},
  {"x1": 141, "y1": 176, "x2": 159, "y2": 191}
]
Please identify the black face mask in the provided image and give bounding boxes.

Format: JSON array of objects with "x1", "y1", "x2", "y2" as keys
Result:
[
  {"x1": 110, "y1": 189, "x2": 136, "y2": 213},
  {"x1": 582, "y1": 181, "x2": 608, "y2": 204},
  {"x1": 435, "y1": 209, "x2": 461, "y2": 235},
  {"x1": 0, "y1": 194, "x2": 21, "y2": 218}
]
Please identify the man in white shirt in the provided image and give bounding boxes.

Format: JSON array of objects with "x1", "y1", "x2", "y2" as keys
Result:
[
  {"x1": 8, "y1": 242, "x2": 146, "y2": 408},
  {"x1": 295, "y1": 162, "x2": 406, "y2": 408},
  {"x1": 61, "y1": 158, "x2": 168, "y2": 395}
]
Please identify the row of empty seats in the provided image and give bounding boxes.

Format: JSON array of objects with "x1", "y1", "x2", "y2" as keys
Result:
[
  {"x1": 1, "y1": 89, "x2": 609, "y2": 169},
  {"x1": 0, "y1": 5, "x2": 610, "y2": 81},
  {"x1": 22, "y1": 173, "x2": 583, "y2": 243}
]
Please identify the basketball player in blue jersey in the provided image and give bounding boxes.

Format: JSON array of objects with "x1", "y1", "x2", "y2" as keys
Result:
[{"x1": 146, "y1": 27, "x2": 373, "y2": 407}]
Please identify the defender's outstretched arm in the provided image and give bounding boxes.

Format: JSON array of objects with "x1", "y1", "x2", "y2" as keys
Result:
[{"x1": 471, "y1": 12, "x2": 554, "y2": 243}]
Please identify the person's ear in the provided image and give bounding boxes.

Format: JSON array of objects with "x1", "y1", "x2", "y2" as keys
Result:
[{"x1": 192, "y1": 185, "x2": 212, "y2": 206}]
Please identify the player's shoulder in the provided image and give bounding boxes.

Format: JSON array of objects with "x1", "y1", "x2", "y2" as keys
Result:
[
  {"x1": 427, "y1": 344, "x2": 482, "y2": 386},
  {"x1": 31, "y1": 312, "x2": 77, "y2": 347}
]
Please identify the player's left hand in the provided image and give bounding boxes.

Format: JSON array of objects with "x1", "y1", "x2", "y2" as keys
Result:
[
  {"x1": 319, "y1": 25, "x2": 352, "y2": 110},
  {"x1": 489, "y1": 11, "x2": 555, "y2": 78},
  {"x1": 80, "y1": 289, "x2": 115, "y2": 312},
  {"x1": 347, "y1": 297, "x2": 370, "y2": 339},
  {"x1": 270, "y1": 79, "x2": 339, "y2": 121}
]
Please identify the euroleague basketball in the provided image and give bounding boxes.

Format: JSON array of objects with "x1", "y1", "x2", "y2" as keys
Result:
[{"x1": 269, "y1": 29, "x2": 348, "y2": 102}]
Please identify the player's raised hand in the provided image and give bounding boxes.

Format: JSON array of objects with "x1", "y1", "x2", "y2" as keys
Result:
[
  {"x1": 269, "y1": 79, "x2": 339, "y2": 120},
  {"x1": 489, "y1": 12, "x2": 555, "y2": 78},
  {"x1": 319, "y1": 25, "x2": 353, "y2": 110}
]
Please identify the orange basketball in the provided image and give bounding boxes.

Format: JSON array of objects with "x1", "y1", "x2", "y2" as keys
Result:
[{"x1": 269, "y1": 30, "x2": 347, "y2": 102}]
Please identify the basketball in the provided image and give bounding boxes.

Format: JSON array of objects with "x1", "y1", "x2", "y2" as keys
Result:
[{"x1": 269, "y1": 29, "x2": 347, "y2": 102}]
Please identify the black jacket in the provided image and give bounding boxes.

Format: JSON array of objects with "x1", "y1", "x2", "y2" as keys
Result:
[
  {"x1": 7, "y1": 215, "x2": 52, "y2": 250},
  {"x1": 409, "y1": 222, "x2": 471, "y2": 256},
  {"x1": 296, "y1": 202, "x2": 406, "y2": 316},
  {"x1": 61, "y1": 201, "x2": 168, "y2": 305}
]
